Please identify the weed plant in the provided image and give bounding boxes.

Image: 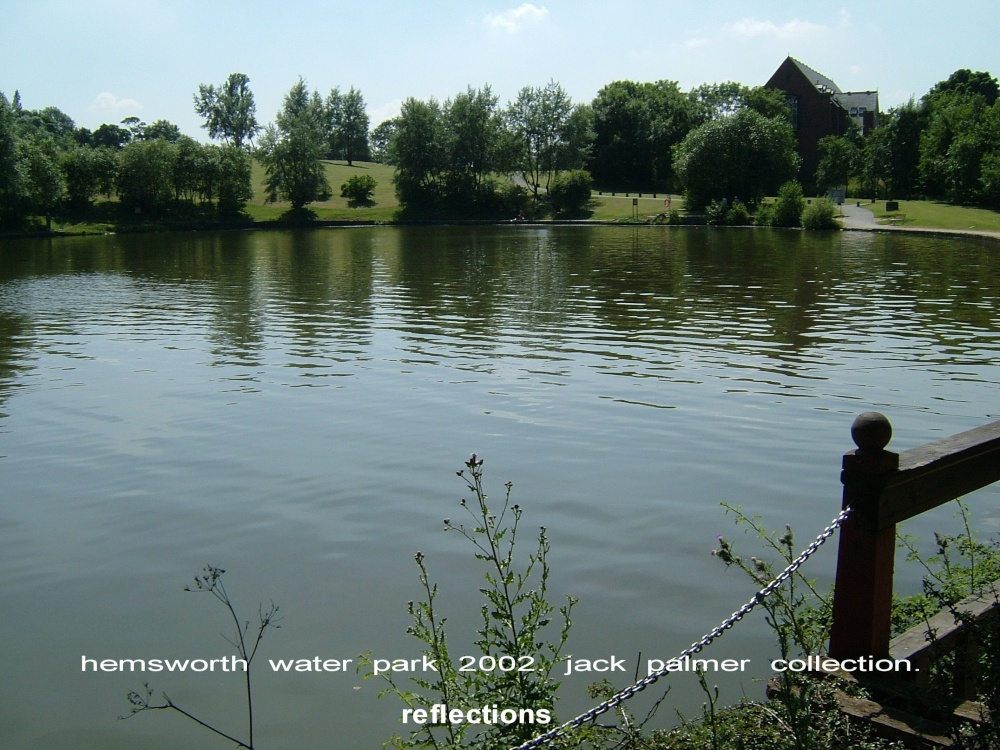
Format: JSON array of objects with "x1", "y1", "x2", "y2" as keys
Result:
[
  {"x1": 361, "y1": 454, "x2": 576, "y2": 750},
  {"x1": 122, "y1": 565, "x2": 280, "y2": 750}
]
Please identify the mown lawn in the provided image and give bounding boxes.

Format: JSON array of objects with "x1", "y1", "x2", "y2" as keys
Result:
[
  {"x1": 859, "y1": 199, "x2": 1000, "y2": 232},
  {"x1": 245, "y1": 159, "x2": 400, "y2": 222},
  {"x1": 587, "y1": 190, "x2": 684, "y2": 221}
]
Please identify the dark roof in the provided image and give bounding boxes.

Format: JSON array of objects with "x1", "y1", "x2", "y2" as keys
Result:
[
  {"x1": 834, "y1": 90, "x2": 879, "y2": 112},
  {"x1": 788, "y1": 57, "x2": 842, "y2": 95}
]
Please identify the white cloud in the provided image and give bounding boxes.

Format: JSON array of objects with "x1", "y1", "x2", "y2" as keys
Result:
[
  {"x1": 369, "y1": 98, "x2": 403, "y2": 126},
  {"x1": 483, "y1": 3, "x2": 549, "y2": 32},
  {"x1": 89, "y1": 92, "x2": 142, "y2": 116},
  {"x1": 727, "y1": 17, "x2": 824, "y2": 40},
  {"x1": 683, "y1": 37, "x2": 711, "y2": 49}
]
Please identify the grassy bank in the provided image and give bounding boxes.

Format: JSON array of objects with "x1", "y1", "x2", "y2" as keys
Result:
[{"x1": 859, "y1": 199, "x2": 1000, "y2": 232}]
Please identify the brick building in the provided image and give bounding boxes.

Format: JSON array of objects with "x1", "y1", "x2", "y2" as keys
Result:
[{"x1": 765, "y1": 57, "x2": 878, "y2": 189}]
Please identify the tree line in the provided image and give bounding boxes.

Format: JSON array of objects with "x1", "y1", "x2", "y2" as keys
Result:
[
  {"x1": 1, "y1": 66, "x2": 998, "y2": 230},
  {"x1": 816, "y1": 69, "x2": 1000, "y2": 207}
]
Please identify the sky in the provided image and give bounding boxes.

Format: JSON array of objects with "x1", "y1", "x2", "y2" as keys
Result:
[{"x1": 1, "y1": 0, "x2": 996, "y2": 140}]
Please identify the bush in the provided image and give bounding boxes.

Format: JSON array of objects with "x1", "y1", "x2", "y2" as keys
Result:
[
  {"x1": 772, "y1": 181, "x2": 805, "y2": 227},
  {"x1": 725, "y1": 200, "x2": 751, "y2": 225},
  {"x1": 802, "y1": 197, "x2": 840, "y2": 230},
  {"x1": 705, "y1": 198, "x2": 728, "y2": 225},
  {"x1": 706, "y1": 199, "x2": 751, "y2": 226},
  {"x1": 340, "y1": 173, "x2": 377, "y2": 205},
  {"x1": 754, "y1": 200, "x2": 776, "y2": 226},
  {"x1": 549, "y1": 169, "x2": 593, "y2": 214}
]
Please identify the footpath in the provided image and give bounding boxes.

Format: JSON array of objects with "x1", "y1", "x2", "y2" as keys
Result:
[{"x1": 838, "y1": 202, "x2": 1000, "y2": 242}]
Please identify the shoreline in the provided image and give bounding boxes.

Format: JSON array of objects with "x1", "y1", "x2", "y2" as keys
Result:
[{"x1": 2, "y1": 217, "x2": 999, "y2": 244}]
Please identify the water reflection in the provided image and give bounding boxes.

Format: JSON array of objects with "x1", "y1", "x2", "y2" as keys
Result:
[{"x1": 1, "y1": 226, "x2": 998, "y2": 749}]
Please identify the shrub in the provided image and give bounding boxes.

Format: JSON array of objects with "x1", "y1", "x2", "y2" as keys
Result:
[
  {"x1": 754, "y1": 200, "x2": 776, "y2": 226},
  {"x1": 772, "y1": 181, "x2": 805, "y2": 227},
  {"x1": 549, "y1": 169, "x2": 593, "y2": 214},
  {"x1": 340, "y1": 173, "x2": 377, "y2": 205},
  {"x1": 802, "y1": 197, "x2": 840, "y2": 230},
  {"x1": 725, "y1": 200, "x2": 751, "y2": 226},
  {"x1": 705, "y1": 199, "x2": 728, "y2": 225}
]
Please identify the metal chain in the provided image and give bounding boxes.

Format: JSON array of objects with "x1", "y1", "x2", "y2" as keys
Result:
[{"x1": 509, "y1": 506, "x2": 853, "y2": 750}]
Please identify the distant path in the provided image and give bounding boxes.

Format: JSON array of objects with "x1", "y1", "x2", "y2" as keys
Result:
[
  {"x1": 838, "y1": 202, "x2": 1000, "y2": 242},
  {"x1": 838, "y1": 203, "x2": 881, "y2": 229}
]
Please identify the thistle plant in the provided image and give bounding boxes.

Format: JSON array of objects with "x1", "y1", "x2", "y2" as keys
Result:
[{"x1": 362, "y1": 454, "x2": 576, "y2": 750}]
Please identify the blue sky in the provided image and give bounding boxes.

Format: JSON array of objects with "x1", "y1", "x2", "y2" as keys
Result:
[{"x1": 1, "y1": 1, "x2": 995, "y2": 139}]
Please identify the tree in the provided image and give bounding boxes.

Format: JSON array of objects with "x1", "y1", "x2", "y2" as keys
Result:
[
  {"x1": 215, "y1": 145, "x2": 254, "y2": 215},
  {"x1": 258, "y1": 78, "x2": 332, "y2": 210},
  {"x1": 143, "y1": 119, "x2": 182, "y2": 142},
  {"x1": 674, "y1": 108, "x2": 800, "y2": 210},
  {"x1": 590, "y1": 80, "x2": 696, "y2": 191},
  {"x1": 121, "y1": 116, "x2": 146, "y2": 142},
  {"x1": 815, "y1": 131, "x2": 861, "y2": 192},
  {"x1": 91, "y1": 122, "x2": 131, "y2": 149},
  {"x1": 926, "y1": 69, "x2": 999, "y2": 107},
  {"x1": 507, "y1": 80, "x2": 574, "y2": 198},
  {"x1": 690, "y1": 83, "x2": 790, "y2": 123},
  {"x1": 0, "y1": 91, "x2": 28, "y2": 225},
  {"x1": 116, "y1": 138, "x2": 176, "y2": 214},
  {"x1": 370, "y1": 119, "x2": 397, "y2": 164},
  {"x1": 194, "y1": 73, "x2": 261, "y2": 149},
  {"x1": 326, "y1": 86, "x2": 370, "y2": 165},
  {"x1": 391, "y1": 97, "x2": 446, "y2": 210},
  {"x1": 442, "y1": 85, "x2": 509, "y2": 208},
  {"x1": 23, "y1": 135, "x2": 66, "y2": 226}
]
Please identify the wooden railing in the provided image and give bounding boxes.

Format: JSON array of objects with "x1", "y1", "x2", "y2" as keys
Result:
[
  {"x1": 829, "y1": 412, "x2": 1000, "y2": 659},
  {"x1": 823, "y1": 413, "x2": 1000, "y2": 746}
]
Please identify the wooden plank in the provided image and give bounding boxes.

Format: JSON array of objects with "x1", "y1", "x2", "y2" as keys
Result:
[
  {"x1": 890, "y1": 589, "x2": 1000, "y2": 664},
  {"x1": 835, "y1": 693, "x2": 955, "y2": 747},
  {"x1": 877, "y1": 421, "x2": 1000, "y2": 529}
]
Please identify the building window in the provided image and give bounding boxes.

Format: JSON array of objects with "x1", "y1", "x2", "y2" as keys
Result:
[{"x1": 786, "y1": 95, "x2": 799, "y2": 132}]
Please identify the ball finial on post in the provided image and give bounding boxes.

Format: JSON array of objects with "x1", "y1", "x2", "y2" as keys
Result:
[{"x1": 851, "y1": 412, "x2": 892, "y2": 453}]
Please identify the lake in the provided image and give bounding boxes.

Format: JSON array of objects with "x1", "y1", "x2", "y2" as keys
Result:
[{"x1": 1, "y1": 225, "x2": 998, "y2": 748}]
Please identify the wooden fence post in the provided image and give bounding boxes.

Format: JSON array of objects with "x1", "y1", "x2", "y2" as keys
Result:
[{"x1": 828, "y1": 412, "x2": 900, "y2": 659}]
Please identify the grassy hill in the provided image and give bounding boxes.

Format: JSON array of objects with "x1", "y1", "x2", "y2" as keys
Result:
[{"x1": 245, "y1": 159, "x2": 400, "y2": 222}]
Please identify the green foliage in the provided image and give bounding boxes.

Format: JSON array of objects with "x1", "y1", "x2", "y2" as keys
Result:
[
  {"x1": 801, "y1": 198, "x2": 840, "y2": 230},
  {"x1": 725, "y1": 200, "x2": 751, "y2": 226},
  {"x1": 590, "y1": 79, "x2": 697, "y2": 191},
  {"x1": 707, "y1": 507, "x2": 905, "y2": 750},
  {"x1": 215, "y1": 145, "x2": 254, "y2": 215},
  {"x1": 258, "y1": 79, "x2": 332, "y2": 210},
  {"x1": 340, "y1": 173, "x2": 377, "y2": 205},
  {"x1": 771, "y1": 181, "x2": 805, "y2": 227},
  {"x1": 194, "y1": 72, "x2": 261, "y2": 149},
  {"x1": 391, "y1": 97, "x2": 446, "y2": 211},
  {"x1": 326, "y1": 86, "x2": 370, "y2": 165},
  {"x1": 362, "y1": 455, "x2": 575, "y2": 750},
  {"x1": 506, "y1": 80, "x2": 576, "y2": 199},
  {"x1": 893, "y1": 502, "x2": 1000, "y2": 748},
  {"x1": 674, "y1": 109, "x2": 800, "y2": 210},
  {"x1": 116, "y1": 138, "x2": 176, "y2": 213},
  {"x1": 689, "y1": 82, "x2": 791, "y2": 123},
  {"x1": 0, "y1": 91, "x2": 28, "y2": 226},
  {"x1": 815, "y1": 132, "x2": 861, "y2": 192},
  {"x1": 548, "y1": 169, "x2": 592, "y2": 214}
]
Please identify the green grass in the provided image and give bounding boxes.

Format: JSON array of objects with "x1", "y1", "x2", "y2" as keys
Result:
[
  {"x1": 245, "y1": 159, "x2": 400, "y2": 222},
  {"x1": 587, "y1": 190, "x2": 684, "y2": 221},
  {"x1": 860, "y1": 199, "x2": 1000, "y2": 232}
]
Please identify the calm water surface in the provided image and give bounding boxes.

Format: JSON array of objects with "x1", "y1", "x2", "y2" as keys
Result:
[{"x1": 1, "y1": 226, "x2": 998, "y2": 748}]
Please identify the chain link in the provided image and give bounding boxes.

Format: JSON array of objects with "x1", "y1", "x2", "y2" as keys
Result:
[{"x1": 509, "y1": 506, "x2": 853, "y2": 750}]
